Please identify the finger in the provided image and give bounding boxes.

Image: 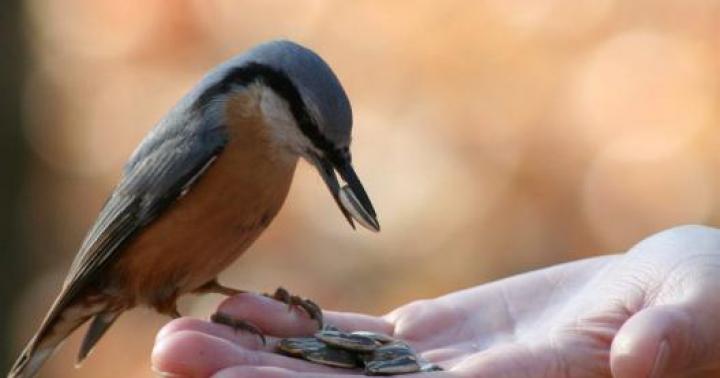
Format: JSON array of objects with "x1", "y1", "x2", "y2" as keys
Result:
[
  {"x1": 212, "y1": 366, "x2": 348, "y2": 378},
  {"x1": 215, "y1": 293, "x2": 318, "y2": 337},
  {"x1": 156, "y1": 300, "x2": 395, "y2": 357},
  {"x1": 156, "y1": 317, "x2": 296, "y2": 354},
  {"x1": 156, "y1": 317, "x2": 266, "y2": 350},
  {"x1": 213, "y1": 366, "x2": 455, "y2": 378},
  {"x1": 216, "y1": 293, "x2": 393, "y2": 337},
  {"x1": 610, "y1": 304, "x2": 717, "y2": 378},
  {"x1": 452, "y1": 343, "x2": 565, "y2": 378},
  {"x1": 152, "y1": 330, "x2": 343, "y2": 377}
]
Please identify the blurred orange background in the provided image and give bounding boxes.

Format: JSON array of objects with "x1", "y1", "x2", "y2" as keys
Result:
[{"x1": 2, "y1": 0, "x2": 720, "y2": 377}]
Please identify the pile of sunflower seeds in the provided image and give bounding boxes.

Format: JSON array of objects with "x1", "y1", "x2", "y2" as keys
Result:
[{"x1": 277, "y1": 325, "x2": 443, "y2": 375}]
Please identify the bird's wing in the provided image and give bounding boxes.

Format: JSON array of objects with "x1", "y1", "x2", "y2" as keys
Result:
[
  {"x1": 8, "y1": 125, "x2": 228, "y2": 378},
  {"x1": 60, "y1": 125, "x2": 228, "y2": 306}
]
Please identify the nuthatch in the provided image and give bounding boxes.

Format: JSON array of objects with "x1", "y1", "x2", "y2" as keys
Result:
[{"x1": 9, "y1": 40, "x2": 380, "y2": 378}]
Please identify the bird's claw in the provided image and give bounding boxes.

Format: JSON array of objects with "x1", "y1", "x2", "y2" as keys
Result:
[
  {"x1": 210, "y1": 311, "x2": 266, "y2": 345},
  {"x1": 264, "y1": 287, "x2": 324, "y2": 330}
]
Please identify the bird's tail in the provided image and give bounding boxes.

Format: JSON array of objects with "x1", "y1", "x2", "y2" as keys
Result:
[{"x1": 7, "y1": 299, "x2": 119, "y2": 378}]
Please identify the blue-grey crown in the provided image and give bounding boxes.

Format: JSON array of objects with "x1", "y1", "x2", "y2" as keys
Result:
[
  {"x1": 243, "y1": 40, "x2": 352, "y2": 146},
  {"x1": 196, "y1": 40, "x2": 353, "y2": 154}
]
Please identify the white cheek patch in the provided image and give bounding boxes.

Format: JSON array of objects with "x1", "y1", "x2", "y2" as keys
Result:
[{"x1": 259, "y1": 87, "x2": 315, "y2": 155}]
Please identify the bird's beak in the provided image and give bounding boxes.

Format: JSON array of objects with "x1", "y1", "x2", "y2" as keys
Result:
[{"x1": 310, "y1": 153, "x2": 380, "y2": 232}]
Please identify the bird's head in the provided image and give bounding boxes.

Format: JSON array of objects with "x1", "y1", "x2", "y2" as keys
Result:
[{"x1": 196, "y1": 40, "x2": 379, "y2": 232}]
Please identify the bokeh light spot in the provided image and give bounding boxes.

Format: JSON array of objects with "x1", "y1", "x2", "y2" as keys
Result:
[
  {"x1": 582, "y1": 143, "x2": 713, "y2": 250},
  {"x1": 571, "y1": 31, "x2": 715, "y2": 156}
]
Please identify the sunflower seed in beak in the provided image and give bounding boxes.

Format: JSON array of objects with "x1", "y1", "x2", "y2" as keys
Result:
[{"x1": 339, "y1": 185, "x2": 380, "y2": 232}]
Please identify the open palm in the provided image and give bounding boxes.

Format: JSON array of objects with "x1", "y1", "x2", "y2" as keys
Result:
[{"x1": 153, "y1": 225, "x2": 720, "y2": 377}]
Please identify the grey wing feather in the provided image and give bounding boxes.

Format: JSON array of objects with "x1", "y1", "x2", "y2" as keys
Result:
[
  {"x1": 60, "y1": 125, "x2": 228, "y2": 306},
  {"x1": 7, "y1": 119, "x2": 228, "y2": 378},
  {"x1": 77, "y1": 310, "x2": 122, "y2": 363}
]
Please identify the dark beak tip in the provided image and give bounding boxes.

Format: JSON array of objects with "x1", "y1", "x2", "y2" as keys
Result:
[
  {"x1": 313, "y1": 154, "x2": 379, "y2": 234},
  {"x1": 369, "y1": 218, "x2": 381, "y2": 233}
]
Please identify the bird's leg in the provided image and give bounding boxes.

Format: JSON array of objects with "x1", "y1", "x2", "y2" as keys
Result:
[
  {"x1": 194, "y1": 279, "x2": 247, "y2": 297},
  {"x1": 264, "y1": 287, "x2": 323, "y2": 330},
  {"x1": 198, "y1": 280, "x2": 267, "y2": 344},
  {"x1": 210, "y1": 312, "x2": 266, "y2": 345},
  {"x1": 155, "y1": 294, "x2": 182, "y2": 319},
  {"x1": 198, "y1": 282, "x2": 322, "y2": 336}
]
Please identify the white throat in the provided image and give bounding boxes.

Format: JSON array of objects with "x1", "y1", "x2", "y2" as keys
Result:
[{"x1": 257, "y1": 86, "x2": 319, "y2": 158}]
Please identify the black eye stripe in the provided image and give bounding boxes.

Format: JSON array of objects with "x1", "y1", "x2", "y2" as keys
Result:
[{"x1": 195, "y1": 62, "x2": 340, "y2": 158}]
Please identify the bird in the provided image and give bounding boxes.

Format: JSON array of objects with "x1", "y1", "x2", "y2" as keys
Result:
[{"x1": 8, "y1": 39, "x2": 380, "y2": 378}]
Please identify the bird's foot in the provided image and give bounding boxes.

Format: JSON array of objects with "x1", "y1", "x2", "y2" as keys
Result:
[
  {"x1": 210, "y1": 312, "x2": 266, "y2": 345},
  {"x1": 264, "y1": 287, "x2": 323, "y2": 330}
]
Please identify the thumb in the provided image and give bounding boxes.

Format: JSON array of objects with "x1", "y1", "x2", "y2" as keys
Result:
[{"x1": 610, "y1": 304, "x2": 714, "y2": 378}]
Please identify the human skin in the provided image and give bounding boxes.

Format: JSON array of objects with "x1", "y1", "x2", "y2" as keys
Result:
[{"x1": 152, "y1": 225, "x2": 720, "y2": 377}]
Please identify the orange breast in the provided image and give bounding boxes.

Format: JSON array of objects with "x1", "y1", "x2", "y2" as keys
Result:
[{"x1": 110, "y1": 89, "x2": 298, "y2": 312}]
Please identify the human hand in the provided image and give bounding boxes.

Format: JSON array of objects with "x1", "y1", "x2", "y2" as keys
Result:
[{"x1": 152, "y1": 225, "x2": 720, "y2": 377}]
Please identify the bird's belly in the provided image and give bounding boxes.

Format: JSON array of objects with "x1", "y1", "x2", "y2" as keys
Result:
[
  {"x1": 108, "y1": 132, "x2": 297, "y2": 313},
  {"x1": 118, "y1": 201, "x2": 268, "y2": 305}
]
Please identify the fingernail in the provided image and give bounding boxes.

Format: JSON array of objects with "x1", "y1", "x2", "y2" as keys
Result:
[
  {"x1": 151, "y1": 365, "x2": 184, "y2": 377},
  {"x1": 153, "y1": 370, "x2": 183, "y2": 377},
  {"x1": 650, "y1": 339, "x2": 670, "y2": 378}
]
